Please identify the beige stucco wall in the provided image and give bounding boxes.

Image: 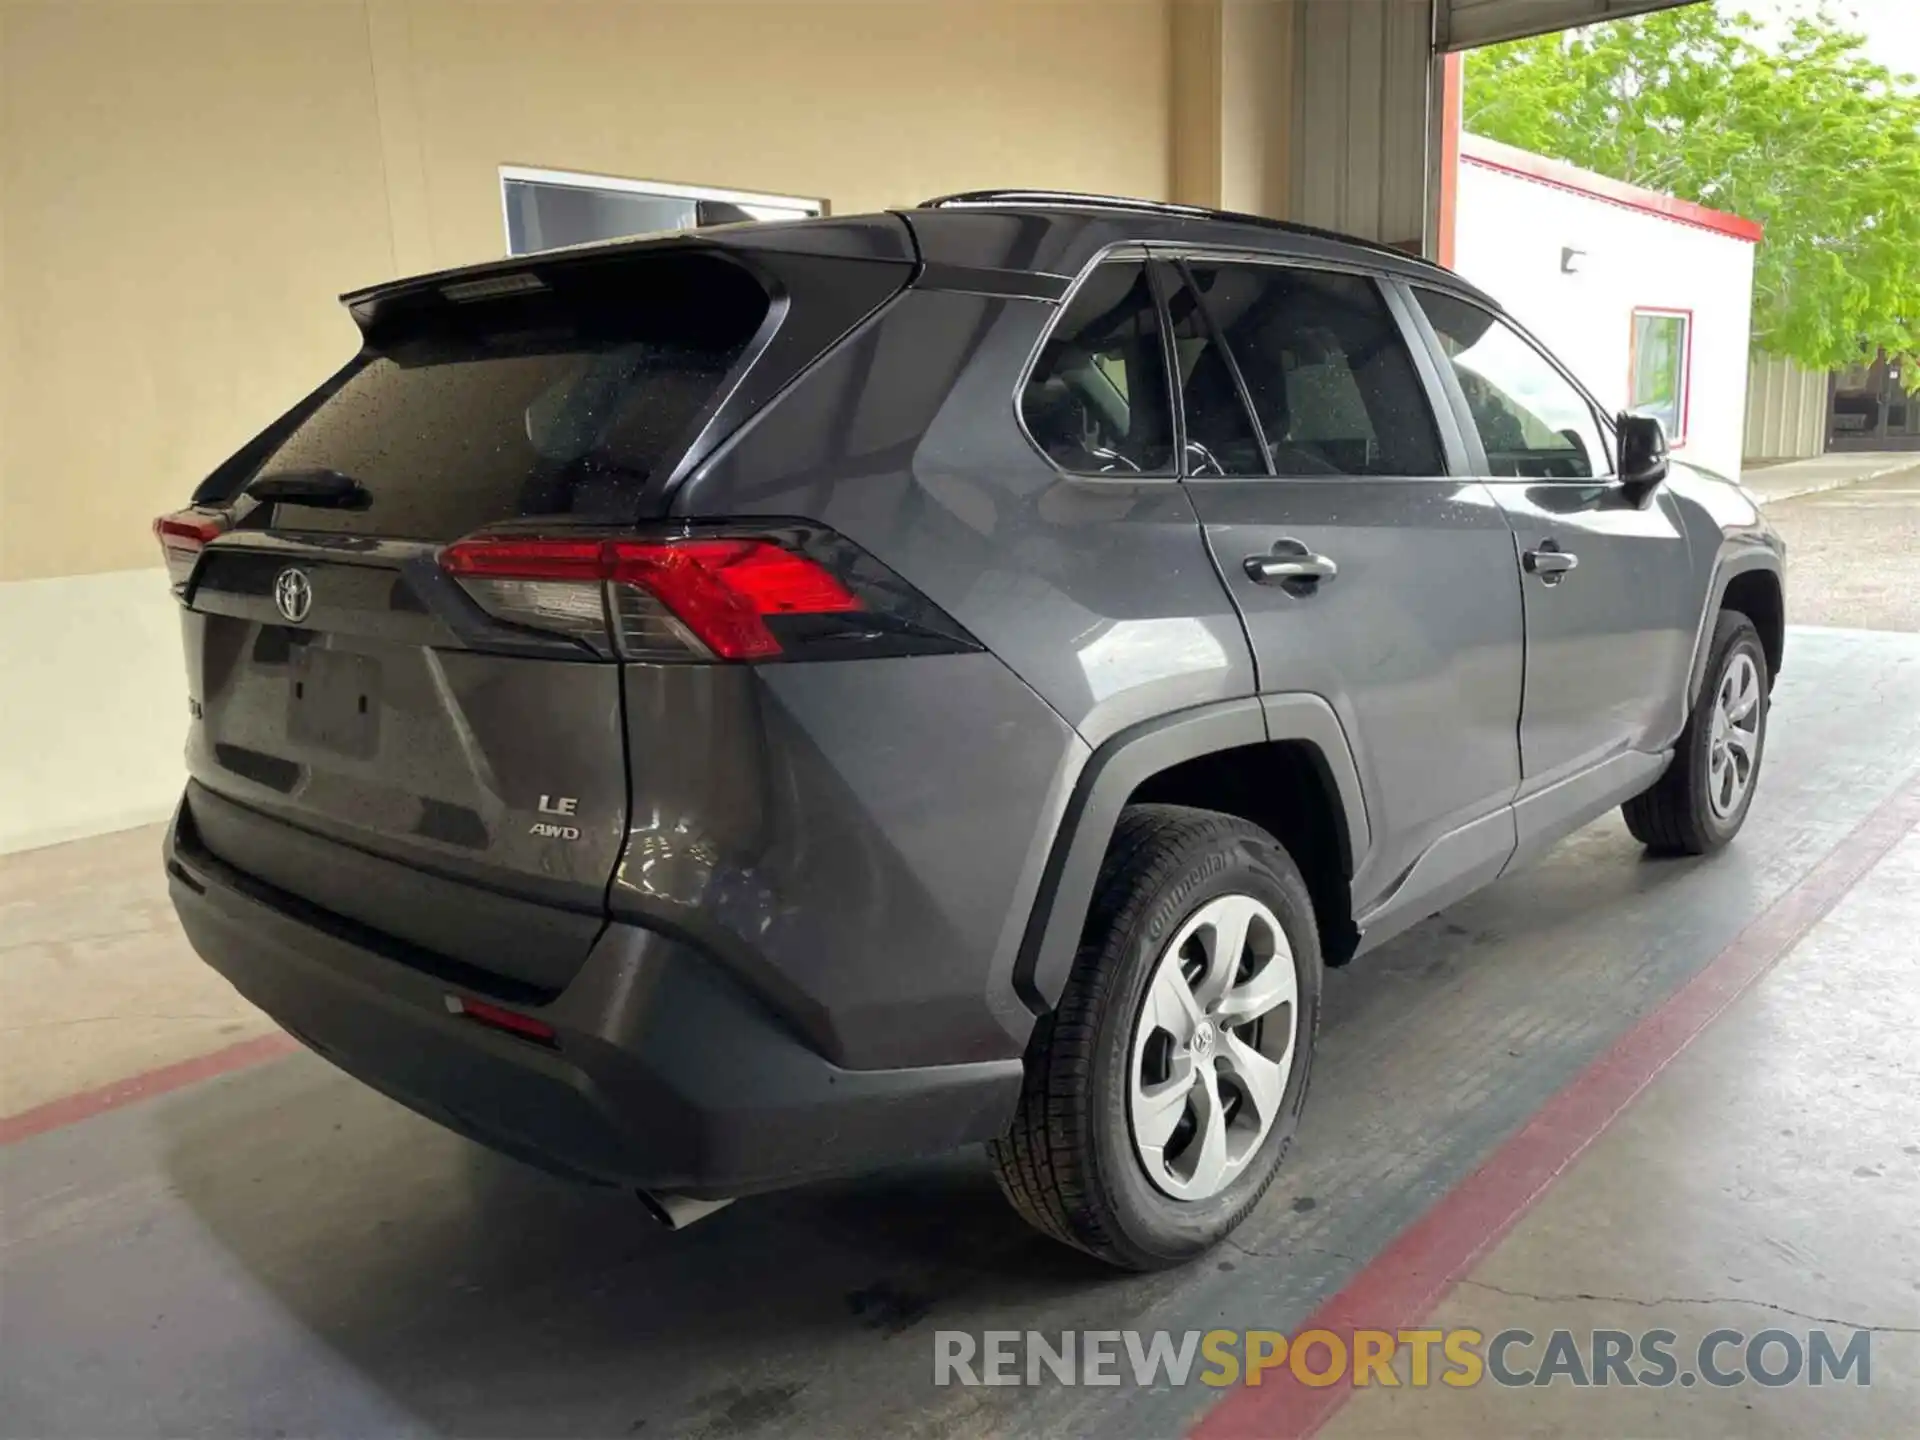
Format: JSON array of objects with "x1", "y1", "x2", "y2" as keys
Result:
[
  {"x1": 1169, "y1": 0, "x2": 1296, "y2": 216},
  {"x1": 1, "y1": 0, "x2": 1174, "y2": 584},
  {"x1": 0, "y1": 0, "x2": 1172, "y2": 851}
]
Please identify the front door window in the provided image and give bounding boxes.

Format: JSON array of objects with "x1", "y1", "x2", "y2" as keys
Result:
[{"x1": 1415, "y1": 290, "x2": 1612, "y2": 479}]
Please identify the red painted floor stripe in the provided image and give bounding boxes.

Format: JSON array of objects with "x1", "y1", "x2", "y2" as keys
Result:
[
  {"x1": 0, "y1": 1032, "x2": 299, "y2": 1147},
  {"x1": 1191, "y1": 772, "x2": 1920, "y2": 1440}
]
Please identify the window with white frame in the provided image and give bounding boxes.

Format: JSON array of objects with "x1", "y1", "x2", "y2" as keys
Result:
[
  {"x1": 1629, "y1": 309, "x2": 1691, "y2": 445},
  {"x1": 501, "y1": 166, "x2": 824, "y2": 256}
]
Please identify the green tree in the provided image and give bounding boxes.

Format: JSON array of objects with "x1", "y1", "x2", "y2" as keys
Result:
[{"x1": 1465, "y1": 4, "x2": 1920, "y2": 370}]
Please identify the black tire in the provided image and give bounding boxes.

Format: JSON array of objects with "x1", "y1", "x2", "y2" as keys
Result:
[
  {"x1": 989, "y1": 804, "x2": 1322, "y2": 1270},
  {"x1": 1622, "y1": 610, "x2": 1770, "y2": 855}
]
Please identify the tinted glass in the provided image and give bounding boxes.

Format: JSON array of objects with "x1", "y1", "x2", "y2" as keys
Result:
[
  {"x1": 1022, "y1": 261, "x2": 1175, "y2": 475},
  {"x1": 258, "y1": 251, "x2": 770, "y2": 539},
  {"x1": 1160, "y1": 264, "x2": 1268, "y2": 476},
  {"x1": 1184, "y1": 263, "x2": 1443, "y2": 477},
  {"x1": 1416, "y1": 289, "x2": 1612, "y2": 479}
]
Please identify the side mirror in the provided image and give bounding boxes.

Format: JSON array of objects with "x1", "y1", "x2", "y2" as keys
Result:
[{"x1": 1616, "y1": 413, "x2": 1670, "y2": 494}]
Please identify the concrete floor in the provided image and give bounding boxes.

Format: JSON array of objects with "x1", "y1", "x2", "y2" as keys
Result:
[
  {"x1": 1324, "y1": 828, "x2": 1920, "y2": 1439},
  {"x1": 4, "y1": 474, "x2": 1918, "y2": 1439}
]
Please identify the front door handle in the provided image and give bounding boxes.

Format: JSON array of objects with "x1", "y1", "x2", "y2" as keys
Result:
[
  {"x1": 1522, "y1": 541, "x2": 1578, "y2": 586},
  {"x1": 1244, "y1": 540, "x2": 1338, "y2": 589}
]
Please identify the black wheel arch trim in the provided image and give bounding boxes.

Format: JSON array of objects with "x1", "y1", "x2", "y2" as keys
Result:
[
  {"x1": 1011, "y1": 694, "x2": 1369, "y2": 1015},
  {"x1": 1687, "y1": 548, "x2": 1785, "y2": 707}
]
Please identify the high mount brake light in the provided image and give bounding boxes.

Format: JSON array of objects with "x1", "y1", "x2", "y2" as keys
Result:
[
  {"x1": 440, "y1": 534, "x2": 864, "y2": 661},
  {"x1": 153, "y1": 509, "x2": 230, "y2": 591}
]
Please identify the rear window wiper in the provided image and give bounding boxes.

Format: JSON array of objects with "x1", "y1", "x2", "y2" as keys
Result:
[{"x1": 247, "y1": 468, "x2": 372, "y2": 509}]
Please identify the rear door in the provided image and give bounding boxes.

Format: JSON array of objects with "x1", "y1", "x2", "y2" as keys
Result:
[
  {"x1": 174, "y1": 247, "x2": 787, "y2": 991},
  {"x1": 1164, "y1": 255, "x2": 1526, "y2": 937},
  {"x1": 1406, "y1": 287, "x2": 1695, "y2": 800}
]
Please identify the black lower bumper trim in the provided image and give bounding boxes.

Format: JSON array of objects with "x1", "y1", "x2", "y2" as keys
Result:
[{"x1": 165, "y1": 807, "x2": 1022, "y2": 1197}]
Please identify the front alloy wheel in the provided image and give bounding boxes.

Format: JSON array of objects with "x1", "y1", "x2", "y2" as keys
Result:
[
  {"x1": 1707, "y1": 649, "x2": 1763, "y2": 820},
  {"x1": 1622, "y1": 609, "x2": 1770, "y2": 855}
]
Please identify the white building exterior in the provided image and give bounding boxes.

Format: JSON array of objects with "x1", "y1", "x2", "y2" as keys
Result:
[{"x1": 1452, "y1": 133, "x2": 1762, "y2": 481}]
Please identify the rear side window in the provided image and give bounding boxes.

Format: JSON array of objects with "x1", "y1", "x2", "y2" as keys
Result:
[
  {"x1": 253, "y1": 250, "x2": 771, "y2": 538},
  {"x1": 1021, "y1": 261, "x2": 1175, "y2": 475},
  {"x1": 1185, "y1": 263, "x2": 1443, "y2": 477}
]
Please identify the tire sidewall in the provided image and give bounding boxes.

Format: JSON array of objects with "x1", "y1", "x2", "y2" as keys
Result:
[
  {"x1": 1688, "y1": 621, "x2": 1769, "y2": 847},
  {"x1": 1085, "y1": 831, "x2": 1321, "y2": 1264}
]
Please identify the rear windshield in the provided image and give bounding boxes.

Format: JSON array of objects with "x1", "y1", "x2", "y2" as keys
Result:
[{"x1": 251, "y1": 249, "x2": 770, "y2": 538}]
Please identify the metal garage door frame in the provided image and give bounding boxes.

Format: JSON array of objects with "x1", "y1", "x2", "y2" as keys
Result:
[{"x1": 1437, "y1": 0, "x2": 1704, "y2": 51}]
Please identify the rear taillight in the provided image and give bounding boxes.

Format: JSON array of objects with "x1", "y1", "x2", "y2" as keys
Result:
[
  {"x1": 439, "y1": 526, "x2": 975, "y2": 664},
  {"x1": 153, "y1": 509, "x2": 229, "y2": 592}
]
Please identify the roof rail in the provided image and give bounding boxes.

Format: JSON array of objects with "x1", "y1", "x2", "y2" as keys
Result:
[{"x1": 918, "y1": 189, "x2": 1447, "y2": 273}]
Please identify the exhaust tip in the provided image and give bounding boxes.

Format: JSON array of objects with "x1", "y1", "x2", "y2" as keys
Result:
[{"x1": 638, "y1": 1191, "x2": 735, "y2": 1230}]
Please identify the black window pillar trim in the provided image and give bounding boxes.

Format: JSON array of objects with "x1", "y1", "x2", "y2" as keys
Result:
[
  {"x1": 1144, "y1": 253, "x2": 1190, "y2": 478},
  {"x1": 1382, "y1": 278, "x2": 1483, "y2": 479},
  {"x1": 1162, "y1": 256, "x2": 1278, "y2": 479}
]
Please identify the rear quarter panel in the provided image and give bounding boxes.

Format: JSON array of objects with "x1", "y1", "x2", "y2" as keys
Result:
[{"x1": 655, "y1": 286, "x2": 1263, "y2": 1068}]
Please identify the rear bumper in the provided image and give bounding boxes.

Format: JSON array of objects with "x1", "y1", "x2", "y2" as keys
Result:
[{"x1": 164, "y1": 801, "x2": 1021, "y2": 1197}]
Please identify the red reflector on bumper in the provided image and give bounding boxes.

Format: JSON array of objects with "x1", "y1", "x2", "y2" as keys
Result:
[{"x1": 445, "y1": 994, "x2": 558, "y2": 1046}]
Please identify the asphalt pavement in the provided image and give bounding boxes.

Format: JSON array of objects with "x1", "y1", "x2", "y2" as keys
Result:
[{"x1": 1763, "y1": 463, "x2": 1920, "y2": 633}]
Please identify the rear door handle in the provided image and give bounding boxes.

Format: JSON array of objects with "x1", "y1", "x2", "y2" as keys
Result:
[
  {"x1": 1244, "y1": 541, "x2": 1337, "y2": 588},
  {"x1": 1522, "y1": 542, "x2": 1578, "y2": 585}
]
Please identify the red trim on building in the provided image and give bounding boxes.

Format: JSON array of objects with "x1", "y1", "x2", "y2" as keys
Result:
[
  {"x1": 1460, "y1": 132, "x2": 1763, "y2": 244},
  {"x1": 1436, "y1": 53, "x2": 1464, "y2": 268}
]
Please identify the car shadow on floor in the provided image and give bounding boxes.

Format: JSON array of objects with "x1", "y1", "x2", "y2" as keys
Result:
[
  {"x1": 152, "y1": 1055, "x2": 1148, "y2": 1436},
  {"x1": 145, "y1": 805, "x2": 1767, "y2": 1437},
  {"x1": 145, "y1": 825, "x2": 1728, "y2": 1438}
]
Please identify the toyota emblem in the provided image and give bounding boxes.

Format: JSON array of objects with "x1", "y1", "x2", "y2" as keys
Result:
[{"x1": 273, "y1": 567, "x2": 313, "y2": 624}]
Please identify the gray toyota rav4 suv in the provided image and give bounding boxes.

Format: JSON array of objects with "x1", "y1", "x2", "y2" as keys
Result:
[{"x1": 160, "y1": 193, "x2": 1784, "y2": 1269}]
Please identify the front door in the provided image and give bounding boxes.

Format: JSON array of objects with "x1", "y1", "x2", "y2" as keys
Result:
[
  {"x1": 1162, "y1": 257, "x2": 1526, "y2": 933},
  {"x1": 1407, "y1": 288, "x2": 1694, "y2": 831}
]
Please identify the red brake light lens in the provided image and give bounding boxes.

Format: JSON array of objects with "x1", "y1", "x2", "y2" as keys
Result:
[
  {"x1": 153, "y1": 509, "x2": 229, "y2": 591},
  {"x1": 607, "y1": 540, "x2": 860, "y2": 660},
  {"x1": 440, "y1": 535, "x2": 861, "y2": 661}
]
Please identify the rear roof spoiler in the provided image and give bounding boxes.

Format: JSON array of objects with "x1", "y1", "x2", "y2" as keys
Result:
[{"x1": 339, "y1": 213, "x2": 917, "y2": 333}]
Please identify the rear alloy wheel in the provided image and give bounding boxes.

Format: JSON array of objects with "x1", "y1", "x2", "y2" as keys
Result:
[
  {"x1": 990, "y1": 805, "x2": 1321, "y2": 1270},
  {"x1": 1130, "y1": 894, "x2": 1299, "y2": 1202},
  {"x1": 1623, "y1": 610, "x2": 1770, "y2": 855}
]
